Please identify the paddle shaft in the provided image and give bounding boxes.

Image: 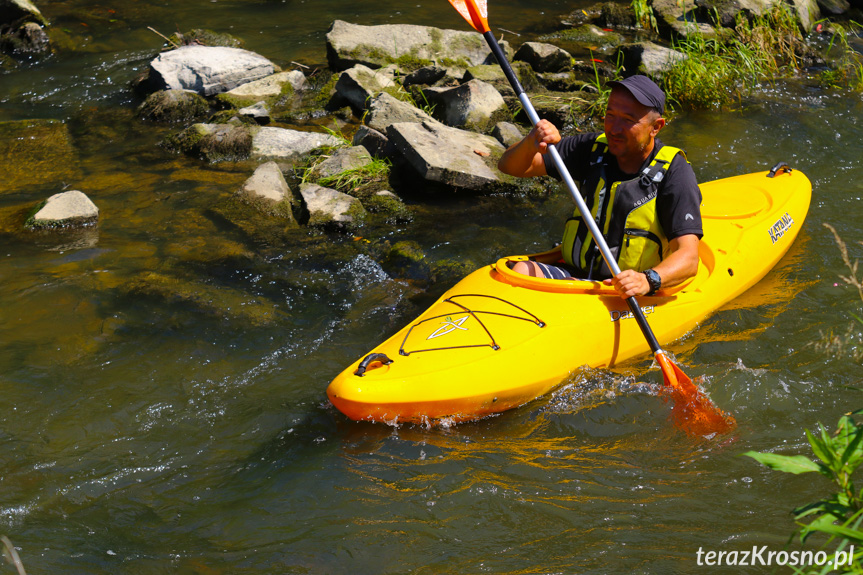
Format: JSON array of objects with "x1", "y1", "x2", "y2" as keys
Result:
[{"x1": 482, "y1": 31, "x2": 663, "y2": 354}]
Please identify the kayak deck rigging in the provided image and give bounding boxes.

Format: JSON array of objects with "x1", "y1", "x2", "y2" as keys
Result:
[{"x1": 398, "y1": 293, "x2": 546, "y2": 356}]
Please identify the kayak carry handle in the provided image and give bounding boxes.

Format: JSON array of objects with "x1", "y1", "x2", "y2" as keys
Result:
[
  {"x1": 354, "y1": 353, "x2": 393, "y2": 377},
  {"x1": 767, "y1": 162, "x2": 792, "y2": 178}
]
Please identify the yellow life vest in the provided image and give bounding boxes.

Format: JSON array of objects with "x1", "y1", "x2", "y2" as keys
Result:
[{"x1": 560, "y1": 134, "x2": 686, "y2": 279}]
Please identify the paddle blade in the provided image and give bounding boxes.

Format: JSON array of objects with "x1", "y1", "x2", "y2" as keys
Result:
[
  {"x1": 656, "y1": 352, "x2": 736, "y2": 436},
  {"x1": 448, "y1": 0, "x2": 490, "y2": 32}
]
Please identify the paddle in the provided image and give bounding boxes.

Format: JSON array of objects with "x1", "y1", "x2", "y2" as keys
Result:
[{"x1": 446, "y1": 0, "x2": 735, "y2": 435}]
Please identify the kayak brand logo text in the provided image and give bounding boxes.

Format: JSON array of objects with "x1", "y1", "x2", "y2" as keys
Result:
[
  {"x1": 610, "y1": 305, "x2": 654, "y2": 322},
  {"x1": 427, "y1": 315, "x2": 470, "y2": 340},
  {"x1": 768, "y1": 212, "x2": 795, "y2": 244}
]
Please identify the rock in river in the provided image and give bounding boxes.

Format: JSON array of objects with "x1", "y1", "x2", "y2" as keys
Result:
[
  {"x1": 148, "y1": 45, "x2": 277, "y2": 96},
  {"x1": 28, "y1": 190, "x2": 98, "y2": 228}
]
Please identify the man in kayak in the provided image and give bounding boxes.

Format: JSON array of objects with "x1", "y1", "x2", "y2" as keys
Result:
[{"x1": 498, "y1": 75, "x2": 702, "y2": 299}]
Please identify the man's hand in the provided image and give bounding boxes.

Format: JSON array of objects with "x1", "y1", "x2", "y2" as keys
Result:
[
  {"x1": 603, "y1": 269, "x2": 650, "y2": 298},
  {"x1": 530, "y1": 119, "x2": 561, "y2": 155}
]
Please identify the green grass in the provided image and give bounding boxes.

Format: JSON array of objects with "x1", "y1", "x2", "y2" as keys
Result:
[
  {"x1": 661, "y1": 3, "x2": 821, "y2": 109},
  {"x1": 318, "y1": 157, "x2": 391, "y2": 192}
]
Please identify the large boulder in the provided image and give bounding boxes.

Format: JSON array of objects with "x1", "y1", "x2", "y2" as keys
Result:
[
  {"x1": 325, "y1": 20, "x2": 500, "y2": 71},
  {"x1": 300, "y1": 183, "x2": 366, "y2": 230},
  {"x1": 27, "y1": 191, "x2": 98, "y2": 229},
  {"x1": 695, "y1": 0, "x2": 820, "y2": 29},
  {"x1": 148, "y1": 45, "x2": 277, "y2": 96},
  {"x1": 0, "y1": 0, "x2": 47, "y2": 26},
  {"x1": 251, "y1": 127, "x2": 343, "y2": 161},
  {"x1": 421, "y1": 79, "x2": 509, "y2": 132},
  {"x1": 386, "y1": 120, "x2": 516, "y2": 192},
  {"x1": 333, "y1": 64, "x2": 397, "y2": 110},
  {"x1": 364, "y1": 92, "x2": 438, "y2": 133},
  {"x1": 514, "y1": 42, "x2": 572, "y2": 73}
]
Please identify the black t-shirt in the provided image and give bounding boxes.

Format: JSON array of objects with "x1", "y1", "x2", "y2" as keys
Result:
[{"x1": 543, "y1": 133, "x2": 703, "y2": 240}]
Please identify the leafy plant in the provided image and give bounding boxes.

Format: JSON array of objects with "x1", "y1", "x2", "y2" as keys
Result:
[{"x1": 745, "y1": 413, "x2": 863, "y2": 573}]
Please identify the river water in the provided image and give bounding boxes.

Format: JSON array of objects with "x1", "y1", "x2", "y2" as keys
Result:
[{"x1": 1, "y1": 0, "x2": 862, "y2": 573}]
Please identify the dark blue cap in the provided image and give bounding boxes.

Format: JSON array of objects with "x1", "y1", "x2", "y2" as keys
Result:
[{"x1": 607, "y1": 75, "x2": 665, "y2": 115}]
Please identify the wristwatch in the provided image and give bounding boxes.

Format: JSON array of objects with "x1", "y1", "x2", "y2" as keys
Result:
[{"x1": 643, "y1": 269, "x2": 662, "y2": 296}]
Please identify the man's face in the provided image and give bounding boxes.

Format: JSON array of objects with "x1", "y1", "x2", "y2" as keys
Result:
[{"x1": 603, "y1": 87, "x2": 664, "y2": 164}]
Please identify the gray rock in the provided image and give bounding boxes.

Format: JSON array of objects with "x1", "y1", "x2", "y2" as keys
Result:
[
  {"x1": 225, "y1": 70, "x2": 306, "y2": 98},
  {"x1": 514, "y1": 42, "x2": 572, "y2": 73},
  {"x1": 300, "y1": 183, "x2": 366, "y2": 229},
  {"x1": 352, "y1": 125, "x2": 391, "y2": 157},
  {"x1": 238, "y1": 101, "x2": 271, "y2": 124},
  {"x1": 241, "y1": 161, "x2": 293, "y2": 204},
  {"x1": 652, "y1": 0, "x2": 717, "y2": 37},
  {"x1": 334, "y1": 64, "x2": 397, "y2": 110},
  {"x1": 325, "y1": 19, "x2": 495, "y2": 71},
  {"x1": 789, "y1": 0, "x2": 821, "y2": 32},
  {"x1": 403, "y1": 65, "x2": 447, "y2": 86},
  {"x1": 491, "y1": 122, "x2": 524, "y2": 148},
  {"x1": 164, "y1": 123, "x2": 253, "y2": 162},
  {"x1": 0, "y1": 0, "x2": 47, "y2": 26},
  {"x1": 364, "y1": 92, "x2": 438, "y2": 133},
  {"x1": 251, "y1": 127, "x2": 343, "y2": 160},
  {"x1": 815, "y1": 0, "x2": 850, "y2": 14},
  {"x1": 2, "y1": 21, "x2": 49, "y2": 54},
  {"x1": 311, "y1": 146, "x2": 373, "y2": 180},
  {"x1": 614, "y1": 42, "x2": 688, "y2": 77},
  {"x1": 422, "y1": 79, "x2": 509, "y2": 132},
  {"x1": 386, "y1": 121, "x2": 511, "y2": 192},
  {"x1": 138, "y1": 89, "x2": 210, "y2": 123},
  {"x1": 148, "y1": 45, "x2": 276, "y2": 96},
  {"x1": 29, "y1": 191, "x2": 98, "y2": 228}
]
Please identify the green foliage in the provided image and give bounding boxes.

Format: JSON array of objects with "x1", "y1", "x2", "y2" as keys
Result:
[
  {"x1": 818, "y1": 21, "x2": 863, "y2": 91},
  {"x1": 318, "y1": 157, "x2": 392, "y2": 193},
  {"x1": 662, "y1": 3, "x2": 809, "y2": 109},
  {"x1": 745, "y1": 413, "x2": 863, "y2": 573},
  {"x1": 631, "y1": 0, "x2": 658, "y2": 32}
]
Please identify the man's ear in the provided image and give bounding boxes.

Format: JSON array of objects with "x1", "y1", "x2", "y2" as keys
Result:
[{"x1": 650, "y1": 116, "x2": 666, "y2": 137}]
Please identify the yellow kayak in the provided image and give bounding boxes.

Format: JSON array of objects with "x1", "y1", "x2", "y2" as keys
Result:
[{"x1": 327, "y1": 166, "x2": 812, "y2": 424}]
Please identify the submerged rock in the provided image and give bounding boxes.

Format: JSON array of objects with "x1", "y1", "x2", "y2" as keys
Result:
[
  {"x1": 163, "y1": 123, "x2": 253, "y2": 162},
  {"x1": 148, "y1": 45, "x2": 277, "y2": 96},
  {"x1": 137, "y1": 89, "x2": 210, "y2": 123},
  {"x1": 0, "y1": 119, "x2": 79, "y2": 193},
  {"x1": 27, "y1": 190, "x2": 98, "y2": 229}
]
